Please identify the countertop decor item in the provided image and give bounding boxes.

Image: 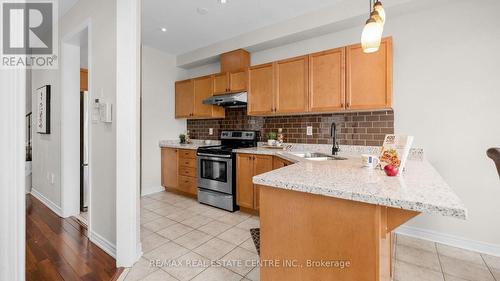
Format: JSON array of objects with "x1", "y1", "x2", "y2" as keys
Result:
[
  {"x1": 179, "y1": 134, "x2": 186, "y2": 144},
  {"x1": 266, "y1": 132, "x2": 277, "y2": 146}
]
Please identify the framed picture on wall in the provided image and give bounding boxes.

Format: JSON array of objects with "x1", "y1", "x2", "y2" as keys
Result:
[{"x1": 35, "y1": 85, "x2": 51, "y2": 134}]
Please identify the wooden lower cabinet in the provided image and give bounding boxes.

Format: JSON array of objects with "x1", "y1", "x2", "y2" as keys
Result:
[
  {"x1": 161, "y1": 148, "x2": 197, "y2": 196},
  {"x1": 272, "y1": 157, "x2": 293, "y2": 170},
  {"x1": 161, "y1": 148, "x2": 178, "y2": 189},
  {"x1": 236, "y1": 153, "x2": 275, "y2": 212}
]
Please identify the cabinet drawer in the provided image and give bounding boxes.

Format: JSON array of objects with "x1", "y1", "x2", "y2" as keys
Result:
[
  {"x1": 179, "y1": 149, "x2": 196, "y2": 159},
  {"x1": 178, "y1": 176, "x2": 197, "y2": 195},
  {"x1": 179, "y1": 166, "x2": 196, "y2": 177},
  {"x1": 179, "y1": 157, "x2": 196, "y2": 168}
]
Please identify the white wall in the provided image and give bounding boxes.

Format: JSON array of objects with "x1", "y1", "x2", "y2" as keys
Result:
[
  {"x1": 31, "y1": 0, "x2": 118, "y2": 250},
  {"x1": 180, "y1": 0, "x2": 500, "y2": 253},
  {"x1": 141, "y1": 46, "x2": 186, "y2": 196}
]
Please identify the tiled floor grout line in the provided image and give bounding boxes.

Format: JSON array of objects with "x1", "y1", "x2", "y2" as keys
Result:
[
  {"x1": 481, "y1": 254, "x2": 498, "y2": 281},
  {"x1": 434, "y1": 242, "x2": 447, "y2": 281}
]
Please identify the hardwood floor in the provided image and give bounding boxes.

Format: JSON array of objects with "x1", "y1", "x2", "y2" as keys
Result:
[{"x1": 26, "y1": 194, "x2": 122, "y2": 281}]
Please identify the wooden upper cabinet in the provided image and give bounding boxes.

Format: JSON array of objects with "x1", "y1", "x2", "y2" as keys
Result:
[
  {"x1": 213, "y1": 73, "x2": 229, "y2": 95},
  {"x1": 161, "y1": 148, "x2": 178, "y2": 189},
  {"x1": 175, "y1": 79, "x2": 194, "y2": 118},
  {"x1": 275, "y1": 56, "x2": 309, "y2": 114},
  {"x1": 220, "y1": 49, "x2": 250, "y2": 73},
  {"x1": 248, "y1": 63, "x2": 275, "y2": 116},
  {"x1": 193, "y1": 76, "x2": 214, "y2": 117},
  {"x1": 346, "y1": 37, "x2": 393, "y2": 110},
  {"x1": 213, "y1": 70, "x2": 247, "y2": 95},
  {"x1": 80, "y1": 68, "x2": 88, "y2": 92},
  {"x1": 236, "y1": 154, "x2": 255, "y2": 209},
  {"x1": 229, "y1": 70, "x2": 247, "y2": 92},
  {"x1": 193, "y1": 75, "x2": 225, "y2": 118},
  {"x1": 309, "y1": 48, "x2": 345, "y2": 112}
]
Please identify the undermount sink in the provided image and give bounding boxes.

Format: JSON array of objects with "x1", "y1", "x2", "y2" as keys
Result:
[{"x1": 291, "y1": 152, "x2": 347, "y2": 161}]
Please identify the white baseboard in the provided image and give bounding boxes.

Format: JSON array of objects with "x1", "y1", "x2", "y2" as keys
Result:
[
  {"x1": 89, "y1": 230, "x2": 117, "y2": 259},
  {"x1": 141, "y1": 185, "x2": 164, "y2": 197},
  {"x1": 30, "y1": 188, "x2": 63, "y2": 217},
  {"x1": 396, "y1": 225, "x2": 500, "y2": 257}
]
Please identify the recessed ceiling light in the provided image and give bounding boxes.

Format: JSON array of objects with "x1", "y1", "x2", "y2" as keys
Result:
[
  {"x1": 197, "y1": 7, "x2": 209, "y2": 15},
  {"x1": 160, "y1": 27, "x2": 167, "y2": 32},
  {"x1": 218, "y1": 0, "x2": 228, "y2": 4}
]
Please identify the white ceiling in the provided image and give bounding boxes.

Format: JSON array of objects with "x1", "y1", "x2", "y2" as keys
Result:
[{"x1": 141, "y1": 0, "x2": 344, "y2": 55}]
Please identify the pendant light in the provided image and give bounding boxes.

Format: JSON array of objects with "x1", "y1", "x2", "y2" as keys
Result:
[
  {"x1": 361, "y1": 0, "x2": 385, "y2": 53},
  {"x1": 373, "y1": 0, "x2": 386, "y2": 25}
]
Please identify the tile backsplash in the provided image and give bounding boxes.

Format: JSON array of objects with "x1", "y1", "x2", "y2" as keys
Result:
[{"x1": 187, "y1": 108, "x2": 394, "y2": 146}]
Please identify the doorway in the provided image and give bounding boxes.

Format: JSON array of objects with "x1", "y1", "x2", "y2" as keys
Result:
[
  {"x1": 77, "y1": 30, "x2": 90, "y2": 226},
  {"x1": 60, "y1": 24, "x2": 92, "y2": 229}
]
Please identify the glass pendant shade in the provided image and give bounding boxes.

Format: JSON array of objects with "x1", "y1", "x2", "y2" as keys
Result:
[{"x1": 361, "y1": 17, "x2": 383, "y2": 53}]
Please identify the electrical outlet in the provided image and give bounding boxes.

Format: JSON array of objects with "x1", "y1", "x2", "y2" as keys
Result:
[
  {"x1": 306, "y1": 126, "x2": 313, "y2": 136},
  {"x1": 209, "y1": 128, "x2": 213, "y2": 135}
]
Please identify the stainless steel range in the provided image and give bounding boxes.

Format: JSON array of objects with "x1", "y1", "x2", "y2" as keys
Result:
[{"x1": 197, "y1": 131, "x2": 257, "y2": 211}]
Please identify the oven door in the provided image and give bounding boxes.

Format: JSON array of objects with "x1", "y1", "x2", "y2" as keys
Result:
[{"x1": 197, "y1": 154, "x2": 233, "y2": 194}]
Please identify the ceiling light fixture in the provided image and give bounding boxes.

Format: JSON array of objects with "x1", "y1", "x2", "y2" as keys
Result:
[
  {"x1": 218, "y1": 0, "x2": 228, "y2": 4},
  {"x1": 160, "y1": 27, "x2": 167, "y2": 32},
  {"x1": 361, "y1": 0, "x2": 385, "y2": 53},
  {"x1": 373, "y1": 0, "x2": 385, "y2": 25}
]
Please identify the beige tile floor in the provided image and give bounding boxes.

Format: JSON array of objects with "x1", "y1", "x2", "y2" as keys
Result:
[{"x1": 119, "y1": 191, "x2": 500, "y2": 281}]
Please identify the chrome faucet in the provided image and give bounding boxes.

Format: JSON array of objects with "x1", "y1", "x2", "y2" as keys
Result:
[{"x1": 331, "y1": 122, "x2": 340, "y2": 155}]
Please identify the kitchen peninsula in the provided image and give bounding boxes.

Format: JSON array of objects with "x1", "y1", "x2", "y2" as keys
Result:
[{"x1": 246, "y1": 149, "x2": 466, "y2": 281}]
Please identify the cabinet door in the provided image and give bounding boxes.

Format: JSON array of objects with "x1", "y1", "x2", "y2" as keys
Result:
[
  {"x1": 236, "y1": 154, "x2": 255, "y2": 209},
  {"x1": 213, "y1": 73, "x2": 229, "y2": 95},
  {"x1": 80, "y1": 68, "x2": 88, "y2": 91},
  {"x1": 275, "y1": 55, "x2": 309, "y2": 114},
  {"x1": 229, "y1": 71, "x2": 247, "y2": 92},
  {"x1": 346, "y1": 37, "x2": 392, "y2": 110},
  {"x1": 309, "y1": 48, "x2": 345, "y2": 112},
  {"x1": 175, "y1": 80, "x2": 194, "y2": 118},
  {"x1": 248, "y1": 63, "x2": 275, "y2": 116},
  {"x1": 253, "y1": 155, "x2": 273, "y2": 211},
  {"x1": 272, "y1": 156, "x2": 293, "y2": 170},
  {"x1": 193, "y1": 76, "x2": 216, "y2": 117},
  {"x1": 161, "y1": 148, "x2": 178, "y2": 189}
]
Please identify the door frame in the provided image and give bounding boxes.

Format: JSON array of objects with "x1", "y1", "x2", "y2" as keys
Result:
[
  {"x1": 60, "y1": 20, "x2": 93, "y2": 235},
  {"x1": 0, "y1": 69, "x2": 26, "y2": 279},
  {"x1": 116, "y1": 0, "x2": 142, "y2": 267}
]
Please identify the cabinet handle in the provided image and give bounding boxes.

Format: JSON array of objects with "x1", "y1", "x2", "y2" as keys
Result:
[{"x1": 346, "y1": 102, "x2": 350, "y2": 108}]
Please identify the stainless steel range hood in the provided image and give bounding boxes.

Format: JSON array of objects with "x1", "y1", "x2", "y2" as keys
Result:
[{"x1": 202, "y1": 92, "x2": 247, "y2": 108}]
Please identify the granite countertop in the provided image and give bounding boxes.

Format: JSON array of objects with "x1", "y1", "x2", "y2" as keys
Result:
[
  {"x1": 241, "y1": 147, "x2": 466, "y2": 219},
  {"x1": 158, "y1": 140, "x2": 466, "y2": 219},
  {"x1": 159, "y1": 140, "x2": 220, "y2": 150}
]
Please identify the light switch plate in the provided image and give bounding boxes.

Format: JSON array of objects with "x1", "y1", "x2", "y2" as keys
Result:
[{"x1": 306, "y1": 126, "x2": 313, "y2": 136}]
